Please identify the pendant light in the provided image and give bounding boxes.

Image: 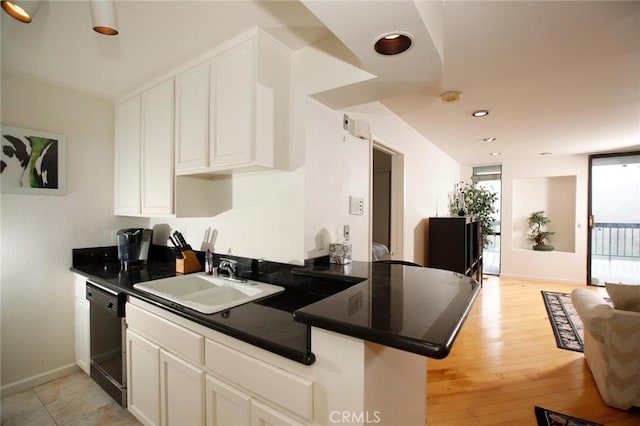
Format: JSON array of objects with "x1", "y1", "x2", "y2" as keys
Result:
[
  {"x1": 1, "y1": 0, "x2": 42, "y2": 23},
  {"x1": 89, "y1": 0, "x2": 118, "y2": 36}
]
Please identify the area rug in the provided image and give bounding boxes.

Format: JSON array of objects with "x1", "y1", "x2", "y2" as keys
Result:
[
  {"x1": 541, "y1": 291, "x2": 585, "y2": 352},
  {"x1": 534, "y1": 406, "x2": 603, "y2": 426}
]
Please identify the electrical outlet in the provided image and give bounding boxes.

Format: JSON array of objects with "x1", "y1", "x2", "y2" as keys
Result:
[
  {"x1": 343, "y1": 225, "x2": 350, "y2": 241},
  {"x1": 343, "y1": 114, "x2": 350, "y2": 131}
]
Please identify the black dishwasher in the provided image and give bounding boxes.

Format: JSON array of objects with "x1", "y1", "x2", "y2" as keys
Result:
[{"x1": 86, "y1": 281, "x2": 127, "y2": 407}]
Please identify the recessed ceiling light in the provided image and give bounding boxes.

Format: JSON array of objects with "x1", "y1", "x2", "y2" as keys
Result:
[
  {"x1": 373, "y1": 32, "x2": 413, "y2": 56},
  {"x1": 539, "y1": 152, "x2": 552, "y2": 156},
  {"x1": 440, "y1": 91, "x2": 462, "y2": 103},
  {"x1": 483, "y1": 137, "x2": 496, "y2": 143},
  {"x1": 489, "y1": 152, "x2": 501, "y2": 156},
  {"x1": 472, "y1": 110, "x2": 490, "y2": 117}
]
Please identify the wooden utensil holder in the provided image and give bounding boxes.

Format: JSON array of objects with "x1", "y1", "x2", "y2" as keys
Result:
[{"x1": 176, "y1": 250, "x2": 201, "y2": 274}]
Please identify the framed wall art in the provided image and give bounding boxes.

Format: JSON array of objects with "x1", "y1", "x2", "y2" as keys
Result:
[{"x1": 1, "y1": 125, "x2": 66, "y2": 195}]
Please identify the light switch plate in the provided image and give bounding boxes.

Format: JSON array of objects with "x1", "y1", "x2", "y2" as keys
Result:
[{"x1": 349, "y1": 196, "x2": 364, "y2": 215}]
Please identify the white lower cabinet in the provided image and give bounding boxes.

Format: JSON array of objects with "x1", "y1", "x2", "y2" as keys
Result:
[
  {"x1": 127, "y1": 329, "x2": 205, "y2": 426},
  {"x1": 74, "y1": 275, "x2": 90, "y2": 375},
  {"x1": 127, "y1": 330, "x2": 160, "y2": 426},
  {"x1": 206, "y1": 375, "x2": 250, "y2": 426},
  {"x1": 206, "y1": 376, "x2": 302, "y2": 426},
  {"x1": 251, "y1": 399, "x2": 303, "y2": 426},
  {"x1": 125, "y1": 298, "x2": 312, "y2": 426},
  {"x1": 160, "y1": 349, "x2": 205, "y2": 426}
]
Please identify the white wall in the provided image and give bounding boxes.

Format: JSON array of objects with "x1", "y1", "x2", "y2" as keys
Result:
[
  {"x1": 294, "y1": 43, "x2": 461, "y2": 264},
  {"x1": 0, "y1": 71, "x2": 146, "y2": 390},
  {"x1": 342, "y1": 102, "x2": 461, "y2": 265},
  {"x1": 149, "y1": 168, "x2": 305, "y2": 264},
  {"x1": 512, "y1": 175, "x2": 576, "y2": 252},
  {"x1": 501, "y1": 155, "x2": 589, "y2": 284},
  {"x1": 303, "y1": 99, "x2": 371, "y2": 261}
]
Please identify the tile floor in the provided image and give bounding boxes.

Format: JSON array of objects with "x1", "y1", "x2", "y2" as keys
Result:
[{"x1": 0, "y1": 370, "x2": 140, "y2": 426}]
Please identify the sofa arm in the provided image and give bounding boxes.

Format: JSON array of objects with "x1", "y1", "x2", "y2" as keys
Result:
[{"x1": 571, "y1": 288, "x2": 613, "y2": 341}]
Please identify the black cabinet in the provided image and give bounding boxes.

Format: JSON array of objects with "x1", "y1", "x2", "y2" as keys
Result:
[{"x1": 428, "y1": 216, "x2": 482, "y2": 282}]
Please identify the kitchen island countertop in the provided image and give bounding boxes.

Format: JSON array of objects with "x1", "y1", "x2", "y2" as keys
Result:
[
  {"x1": 292, "y1": 262, "x2": 481, "y2": 359},
  {"x1": 72, "y1": 247, "x2": 480, "y2": 364}
]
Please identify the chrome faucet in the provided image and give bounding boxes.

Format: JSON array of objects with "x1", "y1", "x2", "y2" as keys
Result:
[{"x1": 217, "y1": 258, "x2": 247, "y2": 283}]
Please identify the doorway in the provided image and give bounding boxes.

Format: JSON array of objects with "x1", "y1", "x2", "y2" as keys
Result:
[
  {"x1": 371, "y1": 143, "x2": 404, "y2": 261},
  {"x1": 472, "y1": 165, "x2": 502, "y2": 275},
  {"x1": 588, "y1": 152, "x2": 640, "y2": 286}
]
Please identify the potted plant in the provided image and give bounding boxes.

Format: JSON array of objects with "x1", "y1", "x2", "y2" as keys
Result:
[
  {"x1": 527, "y1": 211, "x2": 555, "y2": 251},
  {"x1": 448, "y1": 181, "x2": 498, "y2": 248}
]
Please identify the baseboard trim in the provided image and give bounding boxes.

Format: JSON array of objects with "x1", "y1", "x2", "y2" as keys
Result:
[
  {"x1": 499, "y1": 273, "x2": 584, "y2": 285},
  {"x1": 1, "y1": 363, "x2": 80, "y2": 398}
]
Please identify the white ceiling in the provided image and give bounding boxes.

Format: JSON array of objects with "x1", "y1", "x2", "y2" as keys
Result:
[{"x1": 2, "y1": 1, "x2": 639, "y2": 166}]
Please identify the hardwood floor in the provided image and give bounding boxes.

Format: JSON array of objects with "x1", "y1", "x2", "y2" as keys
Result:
[{"x1": 426, "y1": 276, "x2": 640, "y2": 426}]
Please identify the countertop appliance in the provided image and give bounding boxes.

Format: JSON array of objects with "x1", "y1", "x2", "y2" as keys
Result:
[
  {"x1": 116, "y1": 228, "x2": 152, "y2": 270},
  {"x1": 86, "y1": 281, "x2": 127, "y2": 407}
]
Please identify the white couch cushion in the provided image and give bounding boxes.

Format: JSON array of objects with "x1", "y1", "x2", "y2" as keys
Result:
[{"x1": 605, "y1": 282, "x2": 640, "y2": 312}]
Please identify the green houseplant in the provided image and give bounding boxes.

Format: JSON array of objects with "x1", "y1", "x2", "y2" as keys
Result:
[
  {"x1": 448, "y1": 181, "x2": 498, "y2": 248},
  {"x1": 527, "y1": 210, "x2": 555, "y2": 251}
]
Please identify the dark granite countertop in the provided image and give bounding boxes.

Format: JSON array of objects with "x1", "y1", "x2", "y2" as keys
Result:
[
  {"x1": 71, "y1": 246, "x2": 328, "y2": 366},
  {"x1": 73, "y1": 247, "x2": 480, "y2": 363},
  {"x1": 292, "y1": 263, "x2": 481, "y2": 359}
]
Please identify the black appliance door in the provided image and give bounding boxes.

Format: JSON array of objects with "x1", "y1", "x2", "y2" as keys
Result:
[{"x1": 86, "y1": 282, "x2": 127, "y2": 406}]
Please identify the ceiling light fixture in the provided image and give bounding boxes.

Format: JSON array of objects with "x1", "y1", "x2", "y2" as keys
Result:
[
  {"x1": 440, "y1": 91, "x2": 462, "y2": 103},
  {"x1": 373, "y1": 32, "x2": 413, "y2": 56},
  {"x1": 489, "y1": 152, "x2": 501, "y2": 156},
  {"x1": 472, "y1": 110, "x2": 490, "y2": 117},
  {"x1": 90, "y1": 0, "x2": 118, "y2": 36},
  {"x1": 483, "y1": 137, "x2": 496, "y2": 143},
  {"x1": 539, "y1": 152, "x2": 552, "y2": 156},
  {"x1": 1, "y1": 0, "x2": 42, "y2": 23}
]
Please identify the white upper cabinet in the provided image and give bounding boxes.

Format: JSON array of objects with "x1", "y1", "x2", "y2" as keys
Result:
[
  {"x1": 115, "y1": 28, "x2": 290, "y2": 217},
  {"x1": 175, "y1": 61, "x2": 210, "y2": 173},
  {"x1": 175, "y1": 29, "x2": 291, "y2": 176},
  {"x1": 141, "y1": 79, "x2": 174, "y2": 215},
  {"x1": 114, "y1": 79, "x2": 174, "y2": 217},
  {"x1": 114, "y1": 95, "x2": 141, "y2": 215},
  {"x1": 209, "y1": 40, "x2": 254, "y2": 168}
]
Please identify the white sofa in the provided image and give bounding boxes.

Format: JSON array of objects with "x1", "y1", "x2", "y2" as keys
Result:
[{"x1": 571, "y1": 287, "x2": 640, "y2": 410}]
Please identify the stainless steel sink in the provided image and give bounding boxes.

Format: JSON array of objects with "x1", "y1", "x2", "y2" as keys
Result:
[{"x1": 133, "y1": 273, "x2": 285, "y2": 314}]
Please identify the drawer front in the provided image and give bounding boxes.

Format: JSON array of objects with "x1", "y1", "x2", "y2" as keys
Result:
[
  {"x1": 205, "y1": 339, "x2": 313, "y2": 420},
  {"x1": 127, "y1": 303, "x2": 204, "y2": 365}
]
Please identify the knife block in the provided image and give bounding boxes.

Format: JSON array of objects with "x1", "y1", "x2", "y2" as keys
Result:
[{"x1": 176, "y1": 250, "x2": 202, "y2": 274}]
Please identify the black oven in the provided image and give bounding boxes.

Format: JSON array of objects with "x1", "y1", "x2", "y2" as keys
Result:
[{"x1": 86, "y1": 281, "x2": 127, "y2": 407}]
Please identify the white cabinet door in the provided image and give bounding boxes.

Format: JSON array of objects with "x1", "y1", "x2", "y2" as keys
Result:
[
  {"x1": 206, "y1": 375, "x2": 251, "y2": 426},
  {"x1": 209, "y1": 40, "x2": 254, "y2": 168},
  {"x1": 175, "y1": 61, "x2": 210, "y2": 173},
  {"x1": 74, "y1": 277, "x2": 90, "y2": 375},
  {"x1": 141, "y1": 79, "x2": 174, "y2": 216},
  {"x1": 159, "y1": 349, "x2": 205, "y2": 426},
  {"x1": 114, "y1": 95, "x2": 141, "y2": 215},
  {"x1": 251, "y1": 400, "x2": 303, "y2": 426},
  {"x1": 127, "y1": 330, "x2": 161, "y2": 426}
]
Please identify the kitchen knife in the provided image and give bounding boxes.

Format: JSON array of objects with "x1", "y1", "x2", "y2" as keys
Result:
[
  {"x1": 168, "y1": 235, "x2": 184, "y2": 258},
  {"x1": 174, "y1": 231, "x2": 192, "y2": 250},
  {"x1": 175, "y1": 232, "x2": 192, "y2": 251}
]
